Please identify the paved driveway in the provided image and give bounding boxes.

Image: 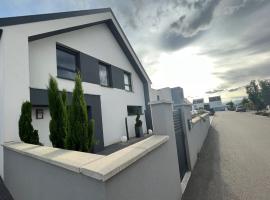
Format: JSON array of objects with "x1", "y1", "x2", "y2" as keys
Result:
[{"x1": 182, "y1": 111, "x2": 270, "y2": 200}]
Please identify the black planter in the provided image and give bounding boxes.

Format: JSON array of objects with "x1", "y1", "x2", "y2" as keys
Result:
[{"x1": 135, "y1": 126, "x2": 143, "y2": 138}]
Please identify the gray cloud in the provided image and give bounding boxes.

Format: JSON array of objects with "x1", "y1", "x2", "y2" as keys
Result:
[
  {"x1": 206, "y1": 89, "x2": 224, "y2": 94},
  {"x1": 1, "y1": 0, "x2": 270, "y2": 99},
  {"x1": 214, "y1": 61, "x2": 270, "y2": 87}
]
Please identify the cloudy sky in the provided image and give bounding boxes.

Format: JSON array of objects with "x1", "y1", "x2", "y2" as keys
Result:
[{"x1": 1, "y1": 0, "x2": 270, "y2": 102}]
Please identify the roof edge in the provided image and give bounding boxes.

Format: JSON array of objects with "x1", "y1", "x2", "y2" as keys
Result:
[{"x1": 0, "y1": 8, "x2": 112, "y2": 27}]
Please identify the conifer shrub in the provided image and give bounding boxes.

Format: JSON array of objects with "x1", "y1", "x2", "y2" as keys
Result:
[
  {"x1": 19, "y1": 101, "x2": 39, "y2": 145},
  {"x1": 48, "y1": 76, "x2": 67, "y2": 148},
  {"x1": 65, "y1": 74, "x2": 89, "y2": 152}
]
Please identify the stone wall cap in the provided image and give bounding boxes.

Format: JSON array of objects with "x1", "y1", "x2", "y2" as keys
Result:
[
  {"x1": 3, "y1": 142, "x2": 105, "y2": 173},
  {"x1": 192, "y1": 113, "x2": 209, "y2": 124},
  {"x1": 3, "y1": 135, "x2": 169, "y2": 182},
  {"x1": 149, "y1": 100, "x2": 173, "y2": 105}
]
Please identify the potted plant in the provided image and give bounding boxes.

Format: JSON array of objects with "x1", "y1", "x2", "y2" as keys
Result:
[{"x1": 135, "y1": 114, "x2": 143, "y2": 138}]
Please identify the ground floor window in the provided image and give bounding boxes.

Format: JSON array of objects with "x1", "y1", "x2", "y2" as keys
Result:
[{"x1": 127, "y1": 106, "x2": 143, "y2": 116}]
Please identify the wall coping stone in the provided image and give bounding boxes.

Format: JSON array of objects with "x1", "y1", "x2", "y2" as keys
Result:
[
  {"x1": 149, "y1": 100, "x2": 173, "y2": 105},
  {"x1": 3, "y1": 135, "x2": 169, "y2": 182},
  {"x1": 192, "y1": 113, "x2": 209, "y2": 124}
]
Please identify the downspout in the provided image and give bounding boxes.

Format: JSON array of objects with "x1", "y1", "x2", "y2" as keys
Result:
[{"x1": 143, "y1": 81, "x2": 153, "y2": 132}]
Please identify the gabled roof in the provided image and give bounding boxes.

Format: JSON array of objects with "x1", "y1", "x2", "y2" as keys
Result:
[
  {"x1": 0, "y1": 8, "x2": 111, "y2": 27},
  {"x1": 0, "y1": 9, "x2": 151, "y2": 83}
]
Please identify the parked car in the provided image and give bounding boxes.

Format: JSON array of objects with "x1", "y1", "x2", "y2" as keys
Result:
[
  {"x1": 209, "y1": 108, "x2": 215, "y2": 116},
  {"x1": 235, "y1": 105, "x2": 246, "y2": 112}
]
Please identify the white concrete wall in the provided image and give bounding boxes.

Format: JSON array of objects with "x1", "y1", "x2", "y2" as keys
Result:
[
  {"x1": 193, "y1": 103, "x2": 204, "y2": 110},
  {"x1": 209, "y1": 101, "x2": 223, "y2": 109},
  {"x1": 150, "y1": 88, "x2": 172, "y2": 102},
  {"x1": 32, "y1": 107, "x2": 51, "y2": 146},
  {"x1": 188, "y1": 115, "x2": 210, "y2": 169},
  {"x1": 29, "y1": 24, "x2": 147, "y2": 146}
]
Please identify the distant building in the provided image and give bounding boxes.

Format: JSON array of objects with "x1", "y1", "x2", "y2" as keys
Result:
[
  {"x1": 150, "y1": 87, "x2": 185, "y2": 106},
  {"x1": 193, "y1": 98, "x2": 204, "y2": 110},
  {"x1": 204, "y1": 103, "x2": 210, "y2": 111},
  {"x1": 209, "y1": 96, "x2": 226, "y2": 111}
]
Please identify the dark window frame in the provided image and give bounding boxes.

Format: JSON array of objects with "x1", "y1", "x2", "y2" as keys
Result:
[
  {"x1": 124, "y1": 72, "x2": 132, "y2": 92},
  {"x1": 127, "y1": 106, "x2": 143, "y2": 116},
  {"x1": 56, "y1": 44, "x2": 80, "y2": 80},
  {"x1": 99, "y1": 62, "x2": 111, "y2": 87}
]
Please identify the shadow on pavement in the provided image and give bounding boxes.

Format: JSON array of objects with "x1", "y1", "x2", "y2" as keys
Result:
[{"x1": 182, "y1": 124, "x2": 239, "y2": 200}]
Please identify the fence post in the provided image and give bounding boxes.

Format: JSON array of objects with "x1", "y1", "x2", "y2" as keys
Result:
[{"x1": 149, "y1": 101, "x2": 182, "y2": 197}]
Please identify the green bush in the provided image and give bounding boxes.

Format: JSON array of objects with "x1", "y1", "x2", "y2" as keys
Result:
[
  {"x1": 18, "y1": 101, "x2": 39, "y2": 144},
  {"x1": 48, "y1": 76, "x2": 67, "y2": 148},
  {"x1": 65, "y1": 74, "x2": 89, "y2": 152}
]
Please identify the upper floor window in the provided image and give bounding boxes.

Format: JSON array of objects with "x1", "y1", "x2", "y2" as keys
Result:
[
  {"x1": 99, "y1": 63, "x2": 110, "y2": 87},
  {"x1": 124, "y1": 72, "x2": 132, "y2": 91},
  {"x1": 57, "y1": 46, "x2": 78, "y2": 80}
]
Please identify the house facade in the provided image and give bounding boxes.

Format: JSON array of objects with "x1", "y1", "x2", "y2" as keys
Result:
[
  {"x1": 209, "y1": 96, "x2": 226, "y2": 111},
  {"x1": 0, "y1": 9, "x2": 153, "y2": 177},
  {"x1": 192, "y1": 98, "x2": 204, "y2": 110},
  {"x1": 150, "y1": 87, "x2": 185, "y2": 105}
]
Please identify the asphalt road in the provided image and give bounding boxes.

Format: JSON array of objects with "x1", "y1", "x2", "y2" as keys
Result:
[{"x1": 182, "y1": 111, "x2": 270, "y2": 200}]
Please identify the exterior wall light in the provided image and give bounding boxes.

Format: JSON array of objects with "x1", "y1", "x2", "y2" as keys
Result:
[{"x1": 36, "y1": 109, "x2": 44, "y2": 119}]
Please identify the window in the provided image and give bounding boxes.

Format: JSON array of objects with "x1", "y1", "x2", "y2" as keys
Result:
[
  {"x1": 99, "y1": 63, "x2": 110, "y2": 86},
  {"x1": 124, "y1": 72, "x2": 132, "y2": 91},
  {"x1": 127, "y1": 106, "x2": 142, "y2": 116},
  {"x1": 57, "y1": 46, "x2": 78, "y2": 80}
]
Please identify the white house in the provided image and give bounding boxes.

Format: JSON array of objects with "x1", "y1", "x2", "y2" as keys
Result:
[
  {"x1": 209, "y1": 96, "x2": 226, "y2": 111},
  {"x1": 192, "y1": 98, "x2": 204, "y2": 110},
  {"x1": 150, "y1": 87, "x2": 185, "y2": 105},
  {"x1": 0, "y1": 8, "x2": 153, "y2": 177}
]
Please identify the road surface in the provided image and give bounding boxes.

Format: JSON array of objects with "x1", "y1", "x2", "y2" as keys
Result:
[{"x1": 182, "y1": 111, "x2": 270, "y2": 200}]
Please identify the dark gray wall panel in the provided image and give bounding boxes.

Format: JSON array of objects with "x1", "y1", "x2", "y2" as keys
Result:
[
  {"x1": 80, "y1": 53, "x2": 100, "y2": 85},
  {"x1": 111, "y1": 66, "x2": 124, "y2": 90},
  {"x1": 30, "y1": 88, "x2": 104, "y2": 152},
  {"x1": 171, "y1": 87, "x2": 184, "y2": 105}
]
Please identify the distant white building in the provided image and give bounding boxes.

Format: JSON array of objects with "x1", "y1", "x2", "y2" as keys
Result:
[
  {"x1": 193, "y1": 98, "x2": 204, "y2": 110},
  {"x1": 209, "y1": 96, "x2": 226, "y2": 111},
  {"x1": 150, "y1": 87, "x2": 185, "y2": 105}
]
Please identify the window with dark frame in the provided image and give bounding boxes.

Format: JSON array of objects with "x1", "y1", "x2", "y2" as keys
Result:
[
  {"x1": 99, "y1": 63, "x2": 110, "y2": 87},
  {"x1": 56, "y1": 46, "x2": 79, "y2": 80},
  {"x1": 127, "y1": 106, "x2": 142, "y2": 116},
  {"x1": 124, "y1": 72, "x2": 132, "y2": 91}
]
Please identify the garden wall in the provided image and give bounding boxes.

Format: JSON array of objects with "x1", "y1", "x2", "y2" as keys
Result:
[
  {"x1": 188, "y1": 113, "x2": 210, "y2": 169},
  {"x1": 3, "y1": 134, "x2": 181, "y2": 200}
]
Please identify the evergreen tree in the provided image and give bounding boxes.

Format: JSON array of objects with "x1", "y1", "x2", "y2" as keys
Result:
[
  {"x1": 66, "y1": 74, "x2": 89, "y2": 152},
  {"x1": 19, "y1": 101, "x2": 39, "y2": 144},
  {"x1": 259, "y1": 80, "x2": 270, "y2": 106},
  {"x1": 48, "y1": 76, "x2": 67, "y2": 148},
  {"x1": 246, "y1": 80, "x2": 265, "y2": 111}
]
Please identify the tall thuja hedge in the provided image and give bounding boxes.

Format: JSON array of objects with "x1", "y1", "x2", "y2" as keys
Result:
[
  {"x1": 48, "y1": 76, "x2": 67, "y2": 148},
  {"x1": 19, "y1": 101, "x2": 39, "y2": 144},
  {"x1": 66, "y1": 74, "x2": 89, "y2": 152}
]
